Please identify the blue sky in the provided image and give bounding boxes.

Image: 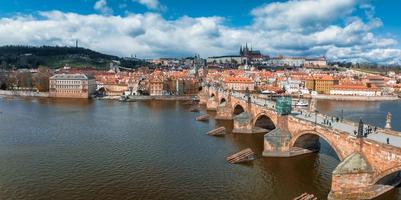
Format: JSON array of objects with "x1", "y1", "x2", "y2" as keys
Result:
[
  {"x1": 1, "y1": 0, "x2": 400, "y2": 29},
  {"x1": 0, "y1": 0, "x2": 401, "y2": 63}
]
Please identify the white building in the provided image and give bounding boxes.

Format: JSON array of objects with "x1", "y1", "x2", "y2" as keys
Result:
[
  {"x1": 283, "y1": 79, "x2": 303, "y2": 94},
  {"x1": 207, "y1": 56, "x2": 246, "y2": 64},
  {"x1": 330, "y1": 85, "x2": 382, "y2": 96},
  {"x1": 269, "y1": 57, "x2": 305, "y2": 67},
  {"x1": 49, "y1": 74, "x2": 97, "y2": 98},
  {"x1": 305, "y1": 57, "x2": 327, "y2": 67}
]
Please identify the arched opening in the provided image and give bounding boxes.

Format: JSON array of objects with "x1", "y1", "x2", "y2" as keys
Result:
[
  {"x1": 96, "y1": 87, "x2": 107, "y2": 97},
  {"x1": 220, "y1": 98, "x2": 226, "y2": 104},
  {"x1": 198, "y1": 86, "x2": 203, "y2": 91},
  {"x1": 233, "y1": 104, "x2": 245, "y2": 115},
  {"x1": 254, "y1": 114, "x2": 276, "y2": 131},
  {"x1": 373, "y1": 170, "x2": 401, "y2": 199},
  {"x1": 376, "y1": 171, "x2": 401, "y2": 185},
  {"x1": 210, "y1": 93, "x2": 215, "y2": 98},
  {"x1": 292, "y1": 133, "x2": 340, "y2": 160}
]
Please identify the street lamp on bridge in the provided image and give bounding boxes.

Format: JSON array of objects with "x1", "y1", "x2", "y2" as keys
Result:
[{"x1": 357, "y1": 119, "x2": 364, "y2": 138}]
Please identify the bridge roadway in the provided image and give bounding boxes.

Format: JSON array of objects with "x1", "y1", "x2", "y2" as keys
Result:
[{"x1": 230, "y1": 90, "x2": 401, "y2": 148}]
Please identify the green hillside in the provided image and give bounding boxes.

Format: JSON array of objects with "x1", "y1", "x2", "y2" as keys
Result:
[{"x1": 0, "y1": 45, "x2": 145, "y2": 69}]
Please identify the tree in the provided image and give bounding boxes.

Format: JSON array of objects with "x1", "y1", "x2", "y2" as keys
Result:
[
  {"x1": 33, "y1": 66, "x2": 52, "y2": 92},
  {"x1": 16, "y1": 71, "x2": 33, "y2": 89}
]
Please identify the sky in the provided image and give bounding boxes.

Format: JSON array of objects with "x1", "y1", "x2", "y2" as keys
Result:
[{"x1": 1, "y1": 0, "x2": 401, "y2": 64}]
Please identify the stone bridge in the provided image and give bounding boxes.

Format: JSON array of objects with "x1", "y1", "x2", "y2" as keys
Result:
[{"x1": 199, "y1": 86, "x2": 401, "y2": 200}]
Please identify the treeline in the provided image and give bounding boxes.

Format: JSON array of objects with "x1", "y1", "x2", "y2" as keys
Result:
[
  {"x1": 0, "y1": 67, "x2": 51, "y2": 91},
  {"x1": 329, "y1": 61, "x2": 401, "y2": 72},
  {"x1": 0, "y1": 45, "x2": 117, "y2": 58},
  {"x1": 0, "y1": 45, "x2": 147, "y2": 69}
]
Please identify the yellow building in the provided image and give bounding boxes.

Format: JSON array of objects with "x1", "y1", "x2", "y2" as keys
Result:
[
  {"x1": 304, "y1": 76, "x2": 339, "y2": 94},
  {"x1": 314, "y1": 76, "x2": 339, "y2": 94},
  {"x1": 305, "y1": 78, "x2": 315, "y2": 91}
]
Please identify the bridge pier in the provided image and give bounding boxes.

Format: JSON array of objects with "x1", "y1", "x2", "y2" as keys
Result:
[
  {"x1": 206, "y1": 97, "x2": 218, "y2": 111},
  {"x1": 232, "y1": 112, "x2": 254, "y2": 133},
  {"x1": 232, "y1": 111, "x2": 272, "y2": 134},
  {"x1": 328, "y1": 152, "x2": 378, "y2": 200},
  {"x1": 262, "y1": 128, "x2": 292, "y2": 156},
  {"x1": 215, "y1": 102, "x2": 233, "y2": 120},
  {"x1": 199, "y1": 92, "x2": 208, "y2": 105}
]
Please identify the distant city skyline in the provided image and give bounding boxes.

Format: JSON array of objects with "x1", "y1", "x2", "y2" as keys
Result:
[{"x1": 1, "y1": 0, "x2": 401, "y2": 64}]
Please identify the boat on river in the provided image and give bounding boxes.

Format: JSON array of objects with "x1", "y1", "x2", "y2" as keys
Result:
[{"x1": 294, "y1": 100, "x2": 308, "y2": 107}]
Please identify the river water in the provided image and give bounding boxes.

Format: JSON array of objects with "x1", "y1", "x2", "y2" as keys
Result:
[{"x1": 0, "y1": 97, "x2": 400, "y2": 200}]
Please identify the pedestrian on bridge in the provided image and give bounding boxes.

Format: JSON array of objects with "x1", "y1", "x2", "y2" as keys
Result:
[{"x1": 387, "y1": 138, "x2": 390, "y2": 144}]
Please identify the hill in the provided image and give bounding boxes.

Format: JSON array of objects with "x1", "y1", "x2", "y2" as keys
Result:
[{"x1": 0, "y1": 45, "x2": 146, "y2": 69}]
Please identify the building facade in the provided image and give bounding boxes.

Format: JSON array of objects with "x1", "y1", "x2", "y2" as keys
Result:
[
  {"x1": 223, "y1": 77, "x2": 255, "y2": 91},
  {"x1": 330, "y1": 85, "x2": 382, "y2": 96},
  {"x1": 207, "y1": 56, "x2": 246, "y2": 64},
  {"x1": 149, "y1": 77, "x2": 164, "y2": 96},
  {"x1": 304, "y1": 76, "x2": 339, "y2": 94},
  {"x1": 49, "y1": 74, "x2": 96, "y2": 98},
  {"x1": 304, "y1": 57, "x2": 327, "y2": 68}
]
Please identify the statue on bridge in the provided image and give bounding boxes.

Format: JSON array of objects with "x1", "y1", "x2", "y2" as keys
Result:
[{"x1": 385, "y1": 112, "x2": 392, "y2": 129}]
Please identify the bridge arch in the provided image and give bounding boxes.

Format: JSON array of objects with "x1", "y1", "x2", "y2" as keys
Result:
[
  {"x1": 290, "y1": 130, "x2": 344, "y2": 160},
  {"x1": 372, "y1": 166, "x2": 401, "y2": 184},
  {"x1": 220, "y1": 98, "x2": 226, "y2": 104},
  {"x1": 253, "y1": 113, "x2": 276, "y2": 131},
  {"x1": 97, "y1": 87, "x2": 107, "y2": 96},
  {"x1": 233, "y1": 104, "x2": 245, "y2": 115}
]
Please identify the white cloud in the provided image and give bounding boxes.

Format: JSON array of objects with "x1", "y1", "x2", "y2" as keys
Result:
[
  {"x1": 133, "y1": 0, "x2": 164, "y2": 11},
  {"x1": 0, "y1": 0, "x2": 400, "y2": 64},
  {"x1": 94, "y1": 0, "x2": 113, "y2": 15},
  {"x1": 251, "y1": 0, "x2": 356, "y2": 32}
]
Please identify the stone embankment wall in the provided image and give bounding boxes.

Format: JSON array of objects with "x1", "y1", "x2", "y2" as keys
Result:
[
  {"x1": 0, "y1": 90, "x2": 49, "y2": 97},
  {"x1": 311, "y1": 94, "x2": 399, "y2": 101},
  {"x1": 102, "y1": 95, "x2": 197, "y2": 101}
]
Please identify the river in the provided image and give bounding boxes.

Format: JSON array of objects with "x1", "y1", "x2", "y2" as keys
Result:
[{"x1": 0, "y1": 97, "x2": 400, "y2": 200}]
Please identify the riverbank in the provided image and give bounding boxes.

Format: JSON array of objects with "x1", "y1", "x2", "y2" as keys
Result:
[
  {"x1": 311, "y1": 94, "x2": 399, "y2": 101},
  {"x1": 0, "y1": 90, "x2": 49, "y2": 97},
  {"x1": 101, "y1": 95, "x2": 198, "y2": 101},
  {"x1": 0, "y1": 90, "x2": 197, "y2": 101}
]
